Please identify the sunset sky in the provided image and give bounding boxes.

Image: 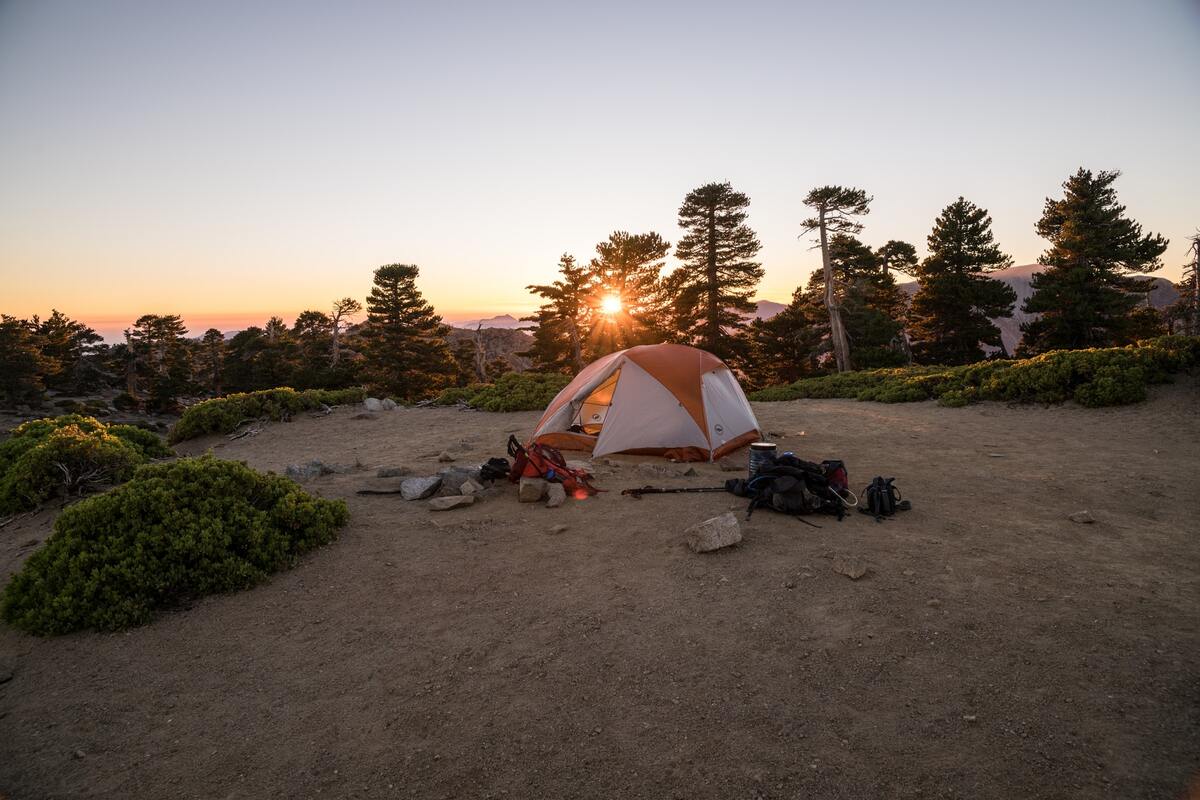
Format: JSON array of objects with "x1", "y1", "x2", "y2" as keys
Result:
[{"x1": 2, "y1": 0, "x2": 1198, "y2": 340}]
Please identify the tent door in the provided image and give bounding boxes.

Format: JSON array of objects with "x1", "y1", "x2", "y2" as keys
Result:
[{"x1": 573, "y1": 369, "x2": 620, "y2": 435}]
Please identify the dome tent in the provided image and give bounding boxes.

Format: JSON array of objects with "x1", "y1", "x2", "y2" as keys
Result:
[{"x1": 530, "y1": 343, "x2": 761, "y2": 462}]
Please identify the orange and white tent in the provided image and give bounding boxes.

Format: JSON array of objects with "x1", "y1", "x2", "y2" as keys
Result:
[{"x1": 530, "y1": 343, "x2": 761, "y2": 462}]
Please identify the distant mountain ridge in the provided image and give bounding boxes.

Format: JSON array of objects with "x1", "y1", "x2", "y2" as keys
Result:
[{"x1": 448, "y1": 314, "x2": 530, "y2": 330}]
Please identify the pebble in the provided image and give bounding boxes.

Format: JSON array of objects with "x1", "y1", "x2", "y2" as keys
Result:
[{"x1": 437, "y1": 451, "x2": 456, "y2": 463}]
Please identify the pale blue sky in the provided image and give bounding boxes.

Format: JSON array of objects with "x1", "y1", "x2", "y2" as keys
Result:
[{"x1": 1, "y1": 0, "x2": 1197, "y2": 336}]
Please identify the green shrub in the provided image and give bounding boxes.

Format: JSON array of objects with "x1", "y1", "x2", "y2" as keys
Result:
[
  {"x1": 749, "y1": 336, "x2": 1200, "y2": 409},
  {"x1": 169, "y1": 387, "x2": 365, "y2": 443},
  {"x1": 0, "y1": 415, "x2": 172, "y2": 515},
  {"x1": 1, "y1": 455, "x2": 348, "y2": 635},
  {"x1": 432, "y1": 372, "x2": 572, "y2": 412}
]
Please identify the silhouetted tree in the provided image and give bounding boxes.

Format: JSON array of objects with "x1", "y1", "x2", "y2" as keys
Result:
[
  {"x1": 1020, "y1": 169, "x2": 1168, "y2": 354},
  {"x1": 743, "y1": 289, "x2": 823, "y2": 387},
  {"x1": 330, "y1": 297, "x2": 362, "y2": 366},
  {"x1": 667, "y1": 182, "x2": 763, "y2": 362},
  {"x1": 196, "y1": 328, "x2": 225, "y2": 395},
  {"x1": 1167, "y1": 231, "x2": 1200, "y2": 335},
  {"x1": 522, "y1": 254, "x2": 591, "y2": 373},
  {"x1": 32, "y1": 310, "x2": 103, "y2": 393},
  {"x1": 585, "y1": 231, "x2": 671, "y2": 353},
  {"x1": 126, "y1": 314, "x2": 194, "y2": 411},
  {"x1": 362, "y1": 264, "x2": 457, "y2": 400},
  {"x1": 876, "y1": 240, "x2": 919, "y2": 277},
  {"x1": 800, "y1": 186, "x2": 872, "y2": 371},
  {"x1": 908, "y1": 198, "x2": 1016, "y2": 364},
  {"x1": 0, "y1": 316, "x2": 56, "y2": 406}
]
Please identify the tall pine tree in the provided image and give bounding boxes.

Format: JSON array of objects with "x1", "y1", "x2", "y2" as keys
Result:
[
  {"x1": 1167, "y1": 232, "x2": 1199, "y2": 335},
  {"x1": 522, "y1": 253, "x2": 592, "y2": 373},
  {"x1": 362, "y1": 264, "x2": 456, "y2": 400},
  {"x1": 908, "y1": 197, "x2": 1016, "y2": 364},
  {"x1": 743, "y1": 288, "x2": 823, "y2": 388},
  {"x1": 1020, "y1": 169, "x2": 1168, "y2": 354},
  {"x1": 800, "y1": 186, "x2": 872, "y2": 371},
  {"x1": 667, "y1": 182, "x2": 763, "y2": 362},
  {"x1": 586, "y1": 231, "x2": 670, "y2": 352}
]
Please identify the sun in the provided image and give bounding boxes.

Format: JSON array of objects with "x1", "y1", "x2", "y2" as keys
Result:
[{"x1": 600, "y1": 294, "x2": 623, "y2": 315}]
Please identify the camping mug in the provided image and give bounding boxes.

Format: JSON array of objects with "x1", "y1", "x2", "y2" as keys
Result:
[{"x1": 748, "y1": 442, "x2": 777, "y2": 478}]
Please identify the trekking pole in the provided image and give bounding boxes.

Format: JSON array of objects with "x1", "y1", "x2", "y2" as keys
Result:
[{"x1": 621, "y1": 486, "x2": 728, "y2": 499}]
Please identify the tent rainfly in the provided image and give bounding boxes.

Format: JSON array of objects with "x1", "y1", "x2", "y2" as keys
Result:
[{"x1": 530, "y1": 343, "x2": 761, "y2": 462}]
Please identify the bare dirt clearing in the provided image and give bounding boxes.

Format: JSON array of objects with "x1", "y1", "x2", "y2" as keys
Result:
[{"x1": 2, "y1": 380, "x2": 1199, "y2": 799}]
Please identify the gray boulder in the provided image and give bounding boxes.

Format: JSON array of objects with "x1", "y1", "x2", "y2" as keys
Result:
[
  {"x1": 519, "y1": 477, "x2": 547, "y2": 503},
  {"x1": 381, "y1": 398, "x2": 398, "y2": 411},
  {"x1": 400, "y1": 475, "x2": 442, "y2": 500},
  {"x1": 428, "y1": 495, "x2": 476, "y2": 511},
  {"x1": 686, "y1": 512, "x2": 742, "y2": 553},
  {"x1": 285, "y1": 460, "x2": 353, "y2": 480},
  {"x1": 545, "y1": 483, "x2": 567, "y2": 508},
  {"x1": 364, "y1": 397, "x2": 385, "y2": 412}
]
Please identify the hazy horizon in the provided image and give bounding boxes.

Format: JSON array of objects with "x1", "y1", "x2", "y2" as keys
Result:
[{"x1": 3, "y1": 0, "x2": 1198, "y2": 335}]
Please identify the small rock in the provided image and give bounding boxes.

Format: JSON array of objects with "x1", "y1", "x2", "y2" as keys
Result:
[
  {"x1": 926, "y1": 598, "x2": 943, "y2": 608},
  {"x1": 717, "y1": 458, "x2": 742, "y2": 472},
  {"x1": 72, "y1": 749, "x2": 86, "y2": 760},
  {"x1": 437, "y1": 451, "x2": 456, "y2": 463},
  {"x1": 784, "y1": 580, "x2": 796, "y2": 589},
  {"x1": 963, "y1": 714, "x2": 978, "y2": 723},
  {"x1": 400, "y1": 475, "x2": 442, "y2": 500},
  {"x1": 460, "y1": 478, "x2": 485, "y2": 495},
  {"x1": 285, "y1": 460, "x2": 331, "y2": 481},
  {"x1": 428, "y1": 495, "x2": 476, "y2": 511},
  {"x1": 381, "y1": 398, "x2": 398, "y2": 411},
  {"x1": 686, "y1": 512, "x2": 742, "y2": 553},
  {"x1": 902, "y1": 569, "x2": 915, "y2": 576},
  {"x1": 376, "y1": 466, "x2": 410, "y2": 478},
  {"x1": 601, "y1": 458, "x2": 622, "y2": 468},
  {"x1": 519, "y1": 477, "x2": 548, "y2": 503},
  {"x1": 364, "y1": 397, "x2": 384, "y2": 412},
  {"x1": 637, "y1": 462, "x2": 675, "y2": 477},
  {"x1": 549, "y1": 524, "x2": 568, "y2": 535},
  {"x1": 986, "y1": 453, "x2": 1005, "y2": 458},
  {"x1": 1068, "y1": 510, "x2": 1095, "y2": 524},
  {"x1": 683, "y1": 466, "x2": 698, "y2": 477},
  {"x1": 832, "y1": 556, "x2": 868, "y2": 580},
  {"x1": 545, "y1": 483, "x2": 567, "y2": 508}
]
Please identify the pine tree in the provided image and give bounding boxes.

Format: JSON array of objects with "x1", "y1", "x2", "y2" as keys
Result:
[
  {"x1": 196, "y1": 328, "x2": 225, "y2": 395},
  {"x1": 908, "y1": 197, "x2": 1016, "y2": 364},
  {"x1": 522, "y1": 254, "x2": 592, "y2": 373},
  {"x1": 330, "y1": 297, "x2": 362, "y2": 367},
  {"x1": 800, "y1": 186, "x2": 872, "y2": 371},
  {"x1": 0, "y1": 316, "x2": 57, "y2": 406},
  {"x1": 1020, "y1": 169, "x2": 1168, "y2": 354},
  {"x1": 362, "y1": 264, "x2": 457, "y2": 400},
  {"x1": 126, "y1": 314, "x2": 194, "y2": 411},
  {"x1": 667, "y1": 182, "x2": 763, "y2": 362},
  {"x1": 796, "y1": 234, "x2": 908, "y2": 369},
  {"x1": 876, "y1": 240, "x2": 919, "y2": 277},
  {"x1": 586, "y1": 231, "x2": 670, "y2": 353},
  {"x1": 292, "y1": 310, "x2": 334, "y2": 389},
  {"x1": 743, "y1": 288, "x2": 823, "y2": 388},
  {"x1": 33, "y1": 310, "x2": 103, "y2": 392},
  {"x1": 1167, "y1": 232, "x2": 1200, "y2": 335}
]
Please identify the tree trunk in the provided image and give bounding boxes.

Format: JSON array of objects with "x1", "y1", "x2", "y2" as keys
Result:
[
  {"x1": 473, "y1": 326, "x2": 487, "y2": 382},
  {"x1": 706, "y1": 207, "x2": 719, "y2": 349},
  {"x1": 331, "y1": 321, "x2": 341, "y2": 366},
  {"x1": 820, "y1": 209, "x2": 852, "y2": 372}
]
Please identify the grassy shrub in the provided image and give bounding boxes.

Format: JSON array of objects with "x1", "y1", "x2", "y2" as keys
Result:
[
  {"x1": 749, "y1": 336, "x2": 1200, "y2": 409},
  {"x1": 0, "y1": 415, "x2": 172, "y2": 515},
  {"x1": 432, "y1": 372, "x2": 572, "y2": 412},
  {"x1": 168, "y1": 387, "x2": 365, "y2": 443},
  {"x1": 1, "y1": 455, "x2": 348, "y2": 635}
]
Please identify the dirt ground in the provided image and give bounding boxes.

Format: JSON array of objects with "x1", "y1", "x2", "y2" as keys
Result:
[{"x1": 1, "y1": 381, "x2": 1198, "y2": 800}]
